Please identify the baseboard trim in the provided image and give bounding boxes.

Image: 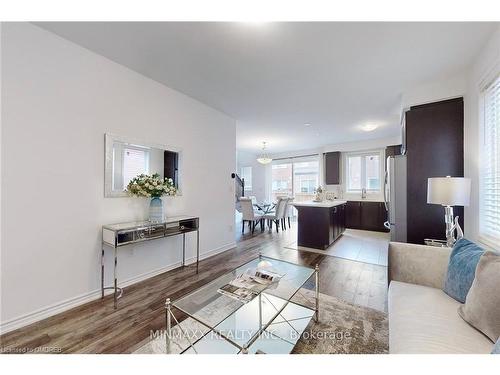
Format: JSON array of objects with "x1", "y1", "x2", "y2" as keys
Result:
[
  {"x1": 184, "y1": 241, "x2": 236, "y2": 264},
  {"x1": 0, "y1": 241, "x2": 236, "y2": 335}
]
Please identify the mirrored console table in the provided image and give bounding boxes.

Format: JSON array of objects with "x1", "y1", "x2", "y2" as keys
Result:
[{"x1": 102, "y1": 216, "x2": 199, "y2": 309}]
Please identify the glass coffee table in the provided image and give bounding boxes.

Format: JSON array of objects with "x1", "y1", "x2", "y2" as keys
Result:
[{"x1": 165, "y1": 255, "x2": 319, "y2": 354}]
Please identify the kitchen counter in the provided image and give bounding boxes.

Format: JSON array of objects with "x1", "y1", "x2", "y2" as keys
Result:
[
  {"x1": 293, "y1": 200, "x2": 347, "y2": 250},
  {"x1": 344, "y1": 198, "x2": 385, "y2": 203},
  {"x1": 292, "y1": 200, "x2": 347, "y2": 208}
]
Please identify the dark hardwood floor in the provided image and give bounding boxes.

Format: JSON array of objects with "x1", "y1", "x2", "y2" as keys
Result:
[{"x1": 0, "y1": 222, "x2": 387, "y2": 354}]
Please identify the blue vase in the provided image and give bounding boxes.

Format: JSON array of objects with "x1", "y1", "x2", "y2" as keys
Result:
[{"x1": 149, "y1": 197, "x2": 164, "y2": 223}]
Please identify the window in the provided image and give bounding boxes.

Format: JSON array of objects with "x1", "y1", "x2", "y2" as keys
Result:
[
  {"x1": 480, "y1": 74, "x2": 500, "y2": 244},
  {"x1": 118, "y1": 146, "x2": 150, "y2": 190},
  {"x1": 271, "y1": 163, "x2": 293, "y2": 200},
  {"x1": 240, "y1": 166, "x2": 252, "y2": 191},
  {"x1": 300, "y1": 179, "x2": 316, "y2": 193},
  {"x1": 111, "y1": 143, "x2": 151, "y2": 191},
  {"x1": 270, "y1": 157, "x2": 319, "y2": 203},
  {"x1": 294, "y1": 161, "x2": 319, "y2": 197},
  {"x1": 346, "y1": 151, "x2": 382, "y2": 192}
]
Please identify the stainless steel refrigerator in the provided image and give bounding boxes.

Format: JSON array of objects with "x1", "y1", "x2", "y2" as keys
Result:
[{"x1": 384, "y1": 155, "x2": 407, "y2": 242}]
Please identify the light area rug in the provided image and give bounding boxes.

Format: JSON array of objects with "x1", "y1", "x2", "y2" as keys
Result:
[{"x1": 134, "y1": 288, "x2": 388, "y2": 354}]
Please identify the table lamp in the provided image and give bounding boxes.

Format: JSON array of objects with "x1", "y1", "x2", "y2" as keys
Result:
[{"x1": 427, "y1": 176, "x2": 471, "y2": 247}]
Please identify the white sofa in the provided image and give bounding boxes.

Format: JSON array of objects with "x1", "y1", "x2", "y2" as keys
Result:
[{"x1": 388, "y1": 242, "x2": 494, "y2": 354}]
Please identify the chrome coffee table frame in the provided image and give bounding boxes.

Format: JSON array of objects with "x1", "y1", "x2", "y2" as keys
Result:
[{"x1": 164, "y1": 255, "x2": 319, "y2": 354}]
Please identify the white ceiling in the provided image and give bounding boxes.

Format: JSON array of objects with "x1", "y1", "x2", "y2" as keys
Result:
[{"x1": 36, "y1": 22, "x2": 497, "y2": 153}]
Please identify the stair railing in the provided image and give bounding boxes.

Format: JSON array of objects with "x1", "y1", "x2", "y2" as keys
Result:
[{"x1": 231, "y1": 173, "x2": 245, "y2": 202}]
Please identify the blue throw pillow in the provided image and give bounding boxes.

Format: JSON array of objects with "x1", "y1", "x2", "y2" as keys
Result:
[
  {"x1": 492, "y1": 338, "x2": 500, "y2": 354},
  {"x1": 443, "y1": 238, "x2": 484, "y2": 303}
]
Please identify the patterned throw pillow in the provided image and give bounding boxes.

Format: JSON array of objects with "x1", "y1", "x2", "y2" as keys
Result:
[{"x1": 443, "y1": 238, "x2": 484, "y2": 303}]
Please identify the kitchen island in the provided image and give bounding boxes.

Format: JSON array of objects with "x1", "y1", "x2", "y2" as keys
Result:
[{"x1": 292, "y1": 200, "x2": 347, "y2": 250}]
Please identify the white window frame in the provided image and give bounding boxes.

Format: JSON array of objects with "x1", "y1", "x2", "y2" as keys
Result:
[
  {"x1": 479, "y1": 73, "x2": 500, "y2": 248},
  {"x1": 269, "y1": 155, "x2": 320, "y2": 201},
  {"x1": 240, "y1": 166, "x2": 253, "y2": 192},
  {"x1": 344, "y1": 150, "x2": 384, "y2": 193}
]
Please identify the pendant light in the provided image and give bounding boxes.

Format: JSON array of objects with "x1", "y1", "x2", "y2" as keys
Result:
[{"x1": 256, "y1": 141, "x2": 272, "y2": 165}]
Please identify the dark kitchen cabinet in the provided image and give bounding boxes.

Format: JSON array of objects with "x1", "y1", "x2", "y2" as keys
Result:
[
  {"x1": 331, "y1": 203, "x2": 346, "y2": 243},
  {"x1": 332, "y1": 205, "x2": 340, "y2": 240},
  {"x1": 346, "y1": 201, "x2": 361, "y2": 229},
  {"x1": 296, "y1": 203, "x2": 346, "y2": 250},
  {"x1": 361, "y1": 202, "x2": 387, "y2": 232},
  {"x1": 325, "y1": 152, "x2": 341, "y2": 185},
  {"x1": 406, "y1": 98, "x2": 464, "y2": 244},
  {"x1": 339, "y1": 203, "x2": 346, "y2": 233},
  {"x1": 378, "y1": 202, "x2": 388, "y2": 232},
  {"x1": 346, "y1": 201, "x2": 388, "y2": 232},
  {"x1": 385, "y1": 144, "x2": 402, "y2": 158}
]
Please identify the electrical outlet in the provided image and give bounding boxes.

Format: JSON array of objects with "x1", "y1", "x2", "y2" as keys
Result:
[{"x1": 229, "y1": 224, "x2": 233, "y2": 232}]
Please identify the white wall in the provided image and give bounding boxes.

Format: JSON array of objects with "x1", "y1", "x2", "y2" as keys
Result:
[
  {"x1": 236, "y1": 150, "x2": 267, "y2": 202},
  {"x1": 401, "y1": 71, "x2": 467, "y2": 109},
  {"x1": 0, "y1": 23, "x2": 237, "y2": 332},
  {"x1": 464, "y1": 26, "x2": 500, "y2": 247},
  {"x1": 323, "y1": 136, "x2": 401, "y2": 154},
  {"x1": 238, "y1": 137, "x2": 401, "y2": 203}
]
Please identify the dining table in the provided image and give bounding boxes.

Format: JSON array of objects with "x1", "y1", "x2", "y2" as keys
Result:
[{"x1": 253, "y1": 202, "x2": 275, "y2": 215}]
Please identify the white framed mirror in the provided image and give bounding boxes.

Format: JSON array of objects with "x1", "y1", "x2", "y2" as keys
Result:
[{"x1": 104, "y1": 133, "x2": 183, "y2": 197}]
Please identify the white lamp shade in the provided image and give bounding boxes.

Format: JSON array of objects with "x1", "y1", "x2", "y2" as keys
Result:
[{"x1": 427, "y1": 177, "x2": 471, "y2": 206}]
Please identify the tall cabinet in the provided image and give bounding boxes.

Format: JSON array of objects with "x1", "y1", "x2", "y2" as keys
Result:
[
  {"x1": 405, "y1": 97, "x2": 464, "y2": 244},
  {"x1": 324, "y1": 151, "x2": 341, "y2": 185}
]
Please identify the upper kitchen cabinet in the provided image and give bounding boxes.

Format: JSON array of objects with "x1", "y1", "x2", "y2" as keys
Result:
[
  {"x1": 385, "y1": 144, "x2": 402, "y2": 158},
  {"x1": 324, "y1": 151, "x2": 341, "y2": 185}
]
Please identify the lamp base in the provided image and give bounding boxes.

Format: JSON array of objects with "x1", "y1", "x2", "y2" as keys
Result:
[
  {"x1": 444, "y1": 206, "x2": 463, "y2": 247},
  {"x1": 444, "y1": 206, "x2": 455, "y2": 247}
]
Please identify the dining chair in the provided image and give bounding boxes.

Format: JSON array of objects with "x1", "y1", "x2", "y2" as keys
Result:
[
  {"x1": 249, "y1": 195, "x2": 264, "y2": 214},
  {"x1": 263, "y1": 195, "x2": 285, "y2": 216},
  {"x1": 284, "y1": 197, "x2": 294, "y2": 229},
  {"x1": 279, "y1": 197, "x2": 289, "y2": 230},
  {"x1": 239, "y1": 197, "x2": 264, "y2": 235},
  {"x1": 263, "y1": 197, "x2": 288, "y2": 233}
]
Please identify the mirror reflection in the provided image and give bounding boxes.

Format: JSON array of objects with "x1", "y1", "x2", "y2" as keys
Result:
[{"x1": 105, "y1": 134, "x2": 180, "y2": 197}]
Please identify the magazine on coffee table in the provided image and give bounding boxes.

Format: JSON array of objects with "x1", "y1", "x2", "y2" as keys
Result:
[{"x1": 217, "y1": 267, "x2": 284, "y2": 303}]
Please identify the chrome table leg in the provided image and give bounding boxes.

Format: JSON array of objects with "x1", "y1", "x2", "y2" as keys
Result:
[
  {"x1": 196, "y1": 229, "x2": 200, "y2": 274},
  {"x1": 101, "y1": 245, "x2": 105, "y2": 299},
  {"x1": 315, "y1": 264, "x2": 320, "y2": 322},
  {"x1": 114, "y1": 246, "x2": 118, "y2": 309},
  {"x1": 165, "y1": 298, "x2": 172, "y2": 354},
  {"x1": 182, "y1": 233, "x2": 186, "y2": 267}
]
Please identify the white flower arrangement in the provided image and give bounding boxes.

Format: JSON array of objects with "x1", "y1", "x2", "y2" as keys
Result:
[{"x1": 126, "y1": 173, "x2": 177, "y2": 198}]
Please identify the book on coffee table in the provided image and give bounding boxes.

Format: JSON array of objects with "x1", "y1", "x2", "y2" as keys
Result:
[{"x1": 217, "y1": 267, "x2": 284, "y2": 302}]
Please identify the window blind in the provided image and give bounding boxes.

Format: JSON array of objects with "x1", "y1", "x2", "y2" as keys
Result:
[
  {"x1": 123, "y1": 147, "x2": 150, "y2": 187},
  {"x1": 480, "y1": 74, "x2": 500, "y2": 243}
]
